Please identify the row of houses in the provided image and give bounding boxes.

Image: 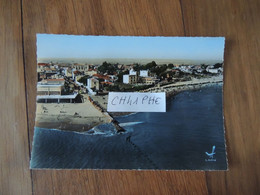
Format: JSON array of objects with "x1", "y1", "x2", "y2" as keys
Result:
[
  {"x1": 123, "y1": 69, "x2": 159, "y2": 85},
  {"x1": 37, "y1": 63, "x2": 99, "y2": 80},
  {"x1": 177, "y1": 65, "x2": 223, "y2": 74}
]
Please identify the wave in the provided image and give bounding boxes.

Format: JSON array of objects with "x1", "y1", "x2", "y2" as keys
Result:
[
  {"x1": 119, "y1": 121, "x2": 144, "y2": 127},
  {"x1": 80, "y1": 130, "x2": 115, "y2": 136},
  {"x1": 36, "y1": 121, "x2": 141, "y2": 137},
  {"x1": 81, "y1": 123, "x2": 118, "y2": 136},
  {"x1": 117, "y1": 112, "x2": 138, "y2": 118},
  {"x1": 35, "y1": 124, "x2": 118, "y2": 137}
]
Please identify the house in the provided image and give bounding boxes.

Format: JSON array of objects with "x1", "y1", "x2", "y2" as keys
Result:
[
  {"x1": 85, "y1": 69, "x2": 98, "y2": 76},
  {"x1": 140, "y1": 70, "x2": 149, "y2": 77},
  {"x1": 72, "y1": 70, "x2": 84, "y2": 81},
  {"x1": 72, "y1": 64, "x2": 89, "y2": 73},
  {"x1": 87, "y1": 77, "x2": 99, "y2": 91},
  {"x1": 123, "y1": 64, "x2": 132, "y2": 71},
  {"x1": 123, "y1": 74, "x2": 137, "y2": 84},
  {"x1": 129, "y1": 68, "x2": 137, "y2": 76},
  {"x1": 141, "y1": 77, "x2": 158, "y2": 85},
  {"x1": 50, "y1": 73, "x2": 63, "y2": 79},
  {"x1": 206, "y1": 67, "x2": 219, "y2": 74},
  {"x1": 37, "y1": 63, "x2": 49, "y2": 72},
  {"x1": 93, "y1": 74, "x2": 110, "y2": 82}
]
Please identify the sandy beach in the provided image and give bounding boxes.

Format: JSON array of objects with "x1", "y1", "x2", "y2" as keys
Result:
[{"x1": 35, "y1": 94, "x2": 112, "y2": 132}]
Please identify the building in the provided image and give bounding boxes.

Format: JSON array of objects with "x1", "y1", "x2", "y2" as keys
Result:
[
  {"x1": 50, "y1": 73, "x2": 63, "y2": 79},
  {"x1": 140, "y1": 70, "x2": 149, "y2": 77},
  {"x1": 72, "y1": 70, "x2": 84, "y2": 81},
  {"x1": 141, "y1": 77, "x2": 158, "y2": 85},
  {"x1": 37, "y1": 79, "x2": 65, "y2": 95},
  {"x1": 37, "y1": 63, "x2": 49, "y2": 72},
  {"x1": 129, "y1": 68, "x2": 137, "y2": 76},
  {"x1": 123, "y1": 74, "x2": 137, "y2": 84},
  {"x1": 37, "y1": 83, "x2": 64, "y2": 95},
  {"x1": 206, "y1": 67, "x2": 220, "y2": 74},
  {"x1": 62, "y1": 67, "x2": 68, "y2": 76},
  {"x1": 93, "y1": 74, "x2": 110, "y2": 82},
  {"x1": 37, "y1": 93, "x2": 79, "y2": 103},
  {"x1": 40, "y1": 78, "x2": 65, "y2": 85},
  {"x1": 123, "y1": 75, "x2": 129, "y2": 84},
  {"x1": 72, "y1": 64, "x2": 89, "y2": 73},
  {"x1": 85, "y1": 69, "x2": 98, "y2": 76},
  {"x1": 87, "y1": 77, "x2": 99, "y2": 91}
]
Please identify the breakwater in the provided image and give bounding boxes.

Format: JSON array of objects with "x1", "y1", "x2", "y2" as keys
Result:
[{"x1": 88, "y1": 95, "x2": 125, "y2": 133}]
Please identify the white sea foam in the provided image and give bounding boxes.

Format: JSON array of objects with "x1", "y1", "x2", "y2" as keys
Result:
[{"x1": 119, "y1": 121, "x2": 144, "y2": 127}]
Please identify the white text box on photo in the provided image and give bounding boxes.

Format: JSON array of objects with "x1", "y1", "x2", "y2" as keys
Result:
[{"x1": 107, "y1": 92, "x2": 166, "y2": 112}]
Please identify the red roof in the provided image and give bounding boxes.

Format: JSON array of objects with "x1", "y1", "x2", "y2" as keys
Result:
[
  {"x1": 46, "y1": 79, "x2": 65, "y2": 81},
  {"x1": 73, "y1": 70, "x2": 82, "y2": 75},
  {"x1": 93, "y1": 74, "x2": 110, "y2": 80},
  {"x1": 101, "y1": 81, "x2": 113, "y2": 85},
  {"x1": 38, "y1": 63, "x2": 49, "y2": 66}
]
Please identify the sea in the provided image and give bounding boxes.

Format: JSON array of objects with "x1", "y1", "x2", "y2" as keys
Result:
[{"x1": 30, "y1": 84, "x2": 227, "y2": 170}]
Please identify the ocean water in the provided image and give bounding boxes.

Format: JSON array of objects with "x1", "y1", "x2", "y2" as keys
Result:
[{"x1": 30, "y1": 84, "x2": 227, "y2": 170}]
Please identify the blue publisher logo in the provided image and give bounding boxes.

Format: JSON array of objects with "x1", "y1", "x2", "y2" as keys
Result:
[{"x1": 205, "y1": 145, "x2": 216, "y2": 162}]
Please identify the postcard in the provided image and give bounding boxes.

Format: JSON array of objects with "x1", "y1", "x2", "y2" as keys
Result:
[{"x1": 30, "y1": 34, "x2": 227, "y2": 170}]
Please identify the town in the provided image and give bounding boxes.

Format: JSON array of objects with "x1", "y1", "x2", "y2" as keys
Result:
[{"x1": 36, "y1": 61, "x2": 223, "y2": 104}]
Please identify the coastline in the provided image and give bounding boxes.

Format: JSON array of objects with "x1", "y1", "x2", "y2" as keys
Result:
[
  {"x1": 35, "y1": 75, "x2": 223, "y2": 132},
  {"x1": 109, "y1": 75, "x2": 223, "y2": 116},
  {"x1": 141, "y1": 75, "x2": 223, "y2": 94},
  {"x1": 164, "y1": 80, "x2": 223, "y2": 97}
]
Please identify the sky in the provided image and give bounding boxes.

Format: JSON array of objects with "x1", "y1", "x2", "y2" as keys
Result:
[{"x1": 37, "y1": 34, "x2": 225, "y2": 61}]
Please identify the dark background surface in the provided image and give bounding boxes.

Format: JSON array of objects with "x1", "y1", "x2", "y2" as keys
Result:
[{"x1": 0, "y1": 0, "x2": 259, "y2": 194}]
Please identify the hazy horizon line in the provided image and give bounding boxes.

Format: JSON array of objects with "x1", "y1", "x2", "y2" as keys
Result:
[{"x1": 38, "y1": 57, "x2": 223, "y2": 65}]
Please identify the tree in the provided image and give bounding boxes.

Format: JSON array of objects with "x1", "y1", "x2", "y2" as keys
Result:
[
  {"x1": 117, "y1": 70, "x2": 128, "y2": 82},
  {"x1": 214, "y1": 63, "x2": 222, "y2": 69},
  {"x1": 98, "y1": 61, "x2": 116, "y2": 74},
  {"x1": 145, "y1": 61, "x2": 157, "y2": 70},
  {"x1": 201, "y1": 64, "x2": 207, "y2": 69},
  {"x1": 77, "y1": 75, "x2": 90, "y2": 85},
  {"x1": 168, "y1": 63, "x2": 174, "y2": 69}
]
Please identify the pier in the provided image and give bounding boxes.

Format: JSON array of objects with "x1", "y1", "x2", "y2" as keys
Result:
[{"x1": 87, "y1": 95, "x2": 126, "y2": 133}]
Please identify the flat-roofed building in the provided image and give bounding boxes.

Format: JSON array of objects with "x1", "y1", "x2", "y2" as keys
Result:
[
  {"x1": 123, "y1": 74, "x2": 137, "y2": 84},
  {"x1": 87, "y1": 77, "x2": 99, "y2": 91},
  {"x1": 140, "y1": 70, "x2": 149, "y2": 77},
  {"x1": 40, "y1": 78, "x2": 65, "y2": 85},
  {"x1": 37, "y1": 93, "x2": 79, "y2": 103},
  {"x1": 141, "y1": 77, "x2": 158, "y2": 85},
  {"x1": 37, "y1": 84, "x2": 64, "y2": 95},
  {"x1": 37, "y1": 79, "x2": 65, "y2": 95},
  {"x1": 129, "y1": 68, "x2": 137, "y2": 76}
]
